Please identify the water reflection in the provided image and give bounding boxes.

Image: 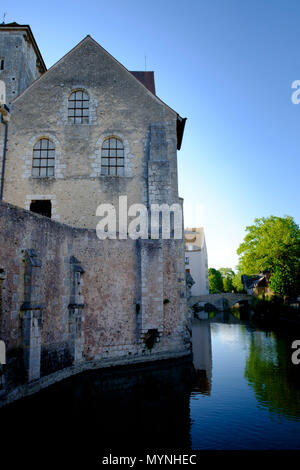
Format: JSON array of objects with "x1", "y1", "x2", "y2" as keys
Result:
[
  {"x1": 1, "y1": 315, "x2": 300, "y2": 457},
  {"x1": 245, "y1": 329, "x2": 300, "y2": 421},
  {"x1": 191, "y1": 316, "x2": 300, "y2": 449},
  {"x1": 192, "y1": 319, "x2": 212, "y2": 395}
]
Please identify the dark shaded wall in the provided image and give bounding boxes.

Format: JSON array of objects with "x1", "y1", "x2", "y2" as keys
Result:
[{"x1": 0, "y1": 201, "x2": 189, "y2": 402}]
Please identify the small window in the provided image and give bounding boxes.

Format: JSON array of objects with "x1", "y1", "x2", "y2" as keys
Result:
[
  {"x1": 68, "y1": 90, "x2": 89, "y2": 124},
  {"x1": 30, "y1": 200, "x2": 52, "y2": 218},
  {"x1": 101, "y1": 137, "x2": 124, "y2": 176},
  {"x1": 0, "y1": 59, "x2": 4, "y2": 71},
  {"x1": 32, "y1": 138, "x2": 55, "y2": 177}
]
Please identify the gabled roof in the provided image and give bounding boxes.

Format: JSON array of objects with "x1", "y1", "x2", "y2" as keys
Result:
[
  {"x1": 241, "y1": 274, "x2": 269, "y2": 290},
  {"x1": 12, "y1": 34, "x2": 186, "y2": 149},
  {"x1": 0, "y1": 22, "x2": 46, "y2": 72},
  {"x1": 0, "y1": 22, "x2": 20, "y2": 26}
]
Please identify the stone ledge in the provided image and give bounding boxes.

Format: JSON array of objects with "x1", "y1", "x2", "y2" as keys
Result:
[{"x1": 0, "y1": 349, "x2": 191, "y2": 408}]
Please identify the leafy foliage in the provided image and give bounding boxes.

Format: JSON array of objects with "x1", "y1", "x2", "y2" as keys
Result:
[
  {"x1": 209, "y1": 267, "x2": 245, "y2": 293},
  {"x1": 269, "y1": 265, "x2": 295, "y2": 297},
  {"x1": 219, "y1": 268, "x2": 235, "y2": 292},
  {"x1": 232, "y1": 272, "x2": 244, "y2": 293},
  {"x1": 208, "y1": 268, "x2": 223, "y2": 293},
  {"x1": 237, "y1": 216, "x2": 300, "y2": 297}
]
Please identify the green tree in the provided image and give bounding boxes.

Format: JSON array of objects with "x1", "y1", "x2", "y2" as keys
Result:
[
  {"x1": 269, "y1": 265, "x2": 295, "y2": 298},
  {"x1": 237, "y1": 216, "x2": 300, "y2": 298},
  {"x1": 232, "y1": 272, "x2": 244, "y2": 293},
  {"x1": 219, "y1": 268, "x2": 235, "y2": 292},
  {"x1": 208, "y1": 268, "x2": 223, "y2": 293}
]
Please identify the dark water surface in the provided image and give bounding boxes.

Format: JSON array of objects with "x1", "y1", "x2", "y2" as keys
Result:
[
  {"x1": 191, "y1": 314, "x2": 300, "y2": 450},
  {"x1": 0, "y1": 313, "x2": 300, "y2": 463}
]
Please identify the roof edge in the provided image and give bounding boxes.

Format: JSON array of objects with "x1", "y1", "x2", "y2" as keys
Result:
[
  {"x1": 11, "y1": 34, "x2": 187, "y2": 149},
  {"x1": 12, "y1": 35, "x2": 91, "y2": 103},
  {"x1": 0, "y1": 23, "x2": 46, "y2": 72},
  {"x1": 176, "y1": 116, "x2": 187, "y2": 150},
  {"x1": 86, "y1": 36, "x2": 179, "y2": 117}
]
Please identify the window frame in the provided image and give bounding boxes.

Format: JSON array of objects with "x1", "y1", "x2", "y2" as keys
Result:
[
  {"x1": 68, "y1": 89, "x2": 90, "y2": 124},
  {"x1": 32, "y1": 138, "x2": 55, "y2": 178},
  {"x1": 101, "y1": 137, "x2": 125, "y2": 176}
]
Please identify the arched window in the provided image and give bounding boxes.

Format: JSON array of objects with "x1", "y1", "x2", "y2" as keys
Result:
[
  {"x1": 32, "y1": 138, "x2": 55, "y2": 177},
  {"x1": 68, "y1": 90, "x2": 89, "y2": 123},
  {"x1": 101, "y1": 137, "x2": 124, "y2": 176}
]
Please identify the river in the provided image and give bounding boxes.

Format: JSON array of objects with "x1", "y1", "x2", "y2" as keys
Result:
[
  {"x1": 0, "y1": 311, "x2": 299, "y2": 462},
  {"x1": 191, "y1": 313, "x2": 300, "y2": 449}
]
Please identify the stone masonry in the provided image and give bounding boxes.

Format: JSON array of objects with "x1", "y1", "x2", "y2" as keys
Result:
[
  {"x1": 0, "y1": 201, "x2": 190, "y2": 404},
  {"x1": 0, "y1": 24, "x2": 45, "y2": 105},
  {"x1": 2, "y1": 34, "x2": 182, "y2": 229},
  {"x1": 0, "y1": 25, "x2": 189, "y2": 404}
]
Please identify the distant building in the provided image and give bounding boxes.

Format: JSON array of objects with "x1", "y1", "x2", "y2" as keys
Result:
[
  {"x1": 184, "y1": 227, "x2": 209, "y2": 295},
  {"x1": 241, "y1": 272, "x2": 272, "y2": 297}
]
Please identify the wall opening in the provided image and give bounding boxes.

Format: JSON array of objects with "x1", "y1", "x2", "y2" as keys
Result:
[
  {"x1": 144, "y1": 329, "x2": 159, "y2": 350},
  {"x1": 0, "y1": 59, "x2": 4, "y2": 71},
  {"x1": 30, "y1": 200, "x2": 52, "y2": 218}
]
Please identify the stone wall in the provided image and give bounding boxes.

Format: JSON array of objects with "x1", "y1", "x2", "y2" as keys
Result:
[
  {"x1": 0, "y1": 122, "x2": 4, "y2": 195},
  {"x1": 3, "y1": 36, "x2": 179, "y2": 229},
  {"x1": 0, "y1": 29, "x2": 43, "y2": 105},
  {"x1": 0, "y1": 201, "x2": 190, "y2": 405}
]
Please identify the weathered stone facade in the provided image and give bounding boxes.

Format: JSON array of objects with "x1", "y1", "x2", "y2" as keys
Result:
[
  {"x1": 0, "y1": 202, "x2": 190, "y2": 404},
  {"x1": 2, "y1": 34, "x2": 182, "y2": 228},
  {"x1": 0, "y1": 23, "x2": 45, "y2": 105},
  {"x1": 0, "y1": 25, "x2": 189, "y2": 404}
]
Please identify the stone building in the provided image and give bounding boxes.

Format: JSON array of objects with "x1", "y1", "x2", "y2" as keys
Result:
[
  {"x1": 0, "y1": 22, "x2": 186, "y2": 228},
  {"x1": 185, "y1": 227, "x2": 209, "y2": 296},
  {"x1": 0, "y1": 23, "x2": 190, "y2": 404}
]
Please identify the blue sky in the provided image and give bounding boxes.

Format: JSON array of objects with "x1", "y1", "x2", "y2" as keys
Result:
[{"x1": 5, "y1": 0, "x2": 300, "y2": 269}]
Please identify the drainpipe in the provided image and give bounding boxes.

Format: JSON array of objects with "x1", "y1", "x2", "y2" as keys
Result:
[{"x1": 0, "y1": 105, "x2": 9, "y2": 201}]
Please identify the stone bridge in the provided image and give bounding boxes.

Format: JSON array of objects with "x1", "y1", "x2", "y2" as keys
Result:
[{"x1": 189, "y1": 293, "x2": 253, "y2": 311}]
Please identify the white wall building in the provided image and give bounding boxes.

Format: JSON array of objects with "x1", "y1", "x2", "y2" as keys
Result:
[{"x1": 185, "y1": 227, "x2": 209, "y2": 296}]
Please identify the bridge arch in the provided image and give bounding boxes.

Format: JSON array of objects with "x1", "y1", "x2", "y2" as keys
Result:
[{"x1": 190, "y1": 293, "x2": 253, "y2": 312}]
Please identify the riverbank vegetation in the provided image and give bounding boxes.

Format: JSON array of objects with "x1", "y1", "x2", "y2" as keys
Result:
[
  {"x1": 210, "y1": 216, "x2": 300, "y2": 298},
  {"x1": 249, "y1": 295, "x2": 300, "y2": 327},
  {"x1": 208, "y1": 267, "x2": 244, "y2": 294},
  {"x1": 237, "y1": 215, "x2": 300, "y2": 299}
]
